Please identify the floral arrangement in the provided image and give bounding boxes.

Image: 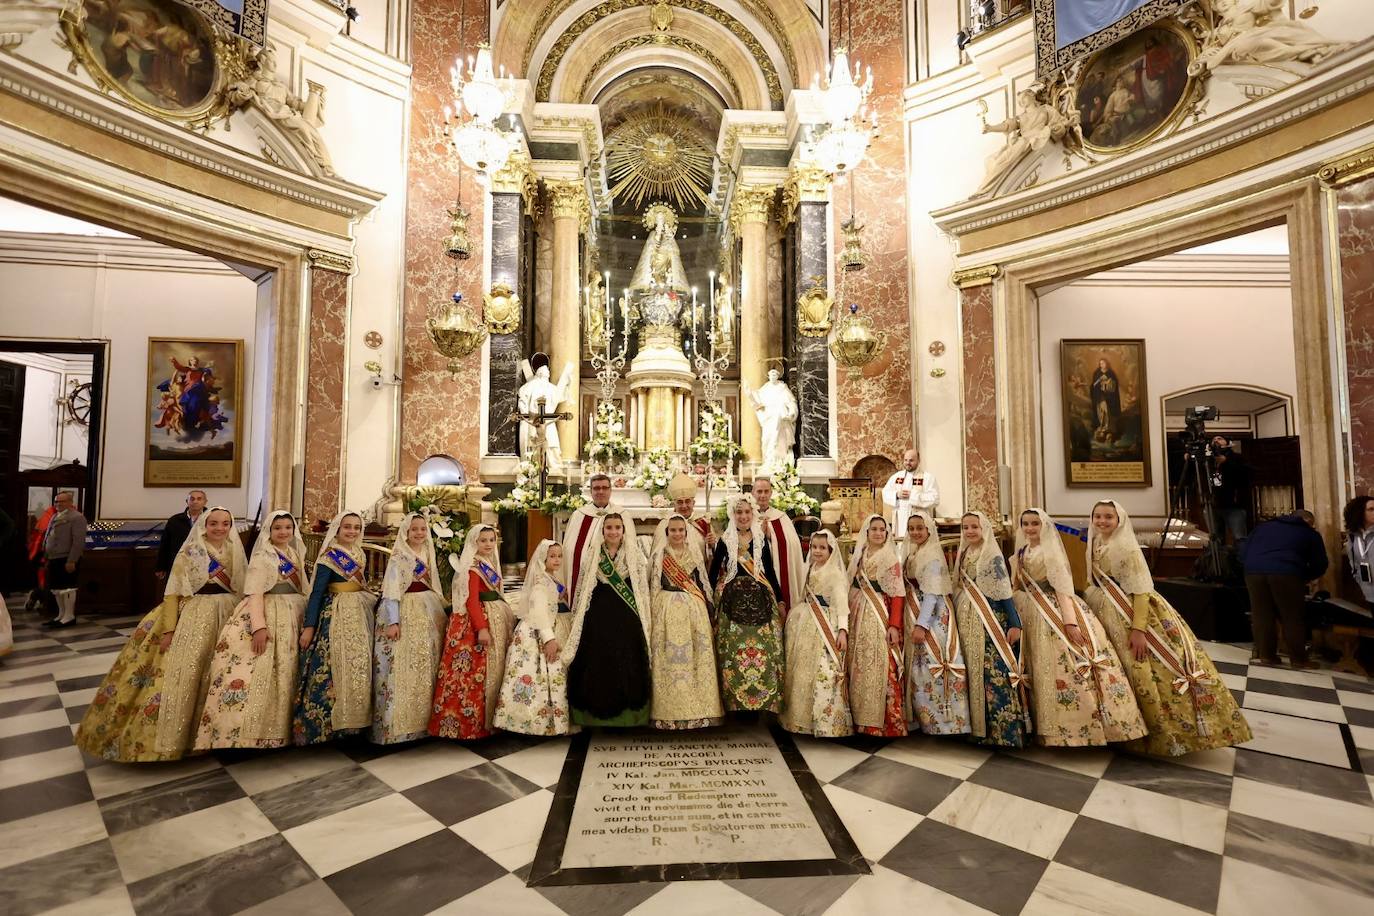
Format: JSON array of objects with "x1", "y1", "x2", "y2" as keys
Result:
[
  {"x1": 495, "y1": 459, "x2": 587, "y2": 516},
  {"x1": 585, "y1": 401, "x2": 637, "y2": 469},
  {"x1": 402, "y1": 488, "x2": 471, "y2": 594},
  {"x1": 689, "y1": 403, "x2": 742, "y2": 465},
  {"x1": 630, "y1": 447, "x2": 675, "y2": 498},
  {"x1": 767, "y1": 463, "x2": 821, "y2": 517}
]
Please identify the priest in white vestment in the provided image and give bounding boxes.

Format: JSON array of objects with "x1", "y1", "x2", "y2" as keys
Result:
[
  {"x1": 652, "y1": 472, "x2": 712, "y2": 566},
  {"x1": 882, "y1": 449, "x2": 940, "y2": 544},
  {"x1": 751, "y1": 477, "x2": 805, "y2": 612},
  {"x1": 563, "y1": 473, "x2": 627, "y2": 598}
]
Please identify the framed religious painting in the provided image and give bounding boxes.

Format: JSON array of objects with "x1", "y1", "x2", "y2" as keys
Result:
[
  {"x1": 1060, "y1": 339, "x2": 1152, "y2": 487},
  {"x1": 1073, "y1": 20, "x2": 1203, "y2": 155},
  {"x1": 144, "y1": 337, "x2": 244, "y2": 487}
]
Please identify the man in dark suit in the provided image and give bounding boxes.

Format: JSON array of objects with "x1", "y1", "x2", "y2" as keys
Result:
[
  {"x1": 156, "y1": 489, "x2": 207, "y2": 580},
  {"x1": 1243, "y1": 510, "x2": 1328, "y2": 670}
]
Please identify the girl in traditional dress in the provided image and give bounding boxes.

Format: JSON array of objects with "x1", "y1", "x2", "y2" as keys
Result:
[
  {"x1": 710, "y1": 495, "x2": 784, "y2": 713},
  {"x1": 371, "y1": 513, "x2": 447, "y2": 744},
  {"x1": 846, "y1": 515, "x2": 908, "y2": 737},
  {"x1": 903, "y1": 510, "x2": 970, "y2": 736},
  {"x1": 649, "y1": 514, "x2": 723, "y2": 729},
  {"x1": 562, "y1": 514, "x2": 653, "y2": 726},
  {"x1": 431, "y1": 524, "x2": 514, "y2": 739},
  {"x1": 495, "y1": 539, "x2": 571, "y2": 735},
  {"x1": 293, "y1": 511, "x2": 375, "y2": 744},
  {"x1": 194, "y1": 509, "x2": 306, "y2": 750},
  {"x1": 76, "y1": 509, "x2": 244, "y2": 761},
  {"x1": 154, "y1": 507, "x2": 247, "y2": 757},
  {"x1": 1084, "y1": 499, "x2": 1252, "y2": 755},
  {"x1": 1012, "y1": 508, "x2": 1146, "y2": 747},
  {"x1": 780, "y1": 530, "x2": 853, "y2": 737},
  {"x1": 953, "y1": 511, "x2": 1029, "y2": 748}
]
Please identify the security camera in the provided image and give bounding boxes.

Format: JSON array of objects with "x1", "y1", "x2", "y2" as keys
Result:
[{"x1": 368, "y1": 376, "x2": 385, "y2": 391}]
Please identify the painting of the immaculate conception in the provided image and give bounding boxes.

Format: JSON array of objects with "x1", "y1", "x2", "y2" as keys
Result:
[
  {"x1": 144, "y1": 337, "x2": 244, "y2": 486},
  {"x1": 1060, "y1": 339, "x2": 1151, "y2": 487}
]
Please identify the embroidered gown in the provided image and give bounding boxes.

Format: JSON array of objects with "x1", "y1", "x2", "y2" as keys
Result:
[
  {"x1": 372, "y1": 558, "x2": 447, "y2": 744},
  {"x1": 649, "y1": 548, "x2": 723, "y2": 729},
  {"x1": 848, "y1": 551, "x2": 908, "y2": 737},
  {"x1": 1014, "y1": 544, "x2": 1146, "y2": 747},
  {"x1": 494, "y1": 579, "x2": 571, "y2": 736},
  {"x1": 195, "y1": 549, "x2": 306, "y2": 749},
  {"x1": 781, "y1": 568, "x2": 853, "y2": 737},
  {"x1": 566, "y1": 551, "x2": 653, "y2": 727},
  {"x1": 954, "y1": 550, "x2": 1029, "y2": 748},
  {"x1": 293, "y1": 552, "x2": 376, "y2": 744},
  {"x1": 710, "y1": 538, "x2": 784, "y2": 712},
  {"x1": 1084, "y1": 539, "x2": 1252, "y2": 756},
  {"x1": 430, "y1": 559, "x2": 513, "y2": 739},
  {"x1": 904, "y1": 557, "x2": 971, "y2": 736}
]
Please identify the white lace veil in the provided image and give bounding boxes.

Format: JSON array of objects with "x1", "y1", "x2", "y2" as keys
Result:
[
  {"x1": 846, "y1": 513, "x2": 902, "y2": 595},
  {"x1": 382, "y1": 512, "x2": 441, "y2": 602},
  {"x1": 451, "y1": 523, "x2": 499, "y2": 613},
  {"x1": 315, "y1": 511, "x2": 366, "y2": 580},
  {"x1": 955, "y1": 511, "x2": 1012, "y2": 601},
  {"x1": 720, "y1": 494, "x2": 765, "y2": 584},
  {"x1": 804, "y1": 529, "x2": 845, "y2": 598},
  {"x1": 164, "y1": 506, "x2": 247, "y2": 597},
  {"x1": 904, "y1": 509, "x2": 952, "y2": 595},
  {"x1": 1086, "y1": 499, "x2": 1155, "y2": 594},
  {"x1": 241, "y1": 509, "x2": 306, "y2": 596},
  {"x1": 1012, "y1": 507, "x2": 1076, "y2": 594},
  {"x1": 518, "y1": 538, "x2": 559, "y2": 623}
]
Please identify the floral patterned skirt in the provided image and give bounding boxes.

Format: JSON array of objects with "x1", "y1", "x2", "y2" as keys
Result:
[
  {"x1": 155, "y1": 593, "x2": 238, "y2": 757},
  {"x1": 494, "y1": 618, "x2": 570, "y2": 736},
  {"x1": 430, "y1": 605, "x2": 493, "y2": 740},
  {"x1": 293, "y1": 591, "x2": 374, "y2": 745},
  {"x1": 848, "y1": 597, "x2": 907, "y2": 738},
  {"x1": 74, "y1": 602, "x2": 178, "y2": 762},
  {"x1": 716, "y1": 577, "x2": 783, "y2": 713},
  {"x1": 371, "y1": 592, "x2": 446, "y2": 744},
  {"x1": 954, "y1": 592, "x2": 1029, "y2": 749},
  {"x1": 904, "y1": 598, "x2": 971, "y2": 736},
  {"x1": 195, "y1": 593, "x2": 303, "y2": 750},
  {"x1": 780, "y1": 601, "x2": 852, "y2": 738}
]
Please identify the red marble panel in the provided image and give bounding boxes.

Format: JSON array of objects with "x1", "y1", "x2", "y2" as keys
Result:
[
  {"x1": 831, "y1": 1, "x2": 914, "y2": 473},
  {"x1": 1339, "y1": 175, "x2": 1374, "y2": 495},
  {"x1": 303, "y1": 266, "x2": 347, "y2": 524},
  {"x1": 401, "y1": 0, "x2": 487, "y2": 480},
  {"x1": 961, "y1": 283, "x2": 999, "y2": 516}
]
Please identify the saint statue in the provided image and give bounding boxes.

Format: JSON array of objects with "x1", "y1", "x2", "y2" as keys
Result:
[
  {"x1": 517, "y1": 353, "x2": 573, "y2": 470},
  {"x1": 629, "y1": 203, "x2": 690, "y2": 296},
  {"x1": 744, "y1": 368, "x2": 798, "y2": 474}
]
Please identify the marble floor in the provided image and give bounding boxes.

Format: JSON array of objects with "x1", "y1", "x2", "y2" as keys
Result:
[{"x1": 2, "y1": 601, "x2": 1373, "y2": 916}]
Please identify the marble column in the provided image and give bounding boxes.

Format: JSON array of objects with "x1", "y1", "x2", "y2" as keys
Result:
[
  {"x1": 957, "y1": 271, "x2": 1000, "y2": 517},
  {"x1": 788, "y1": 167, "x2": 833, "y2": 459},
  {"x1": 1336, "y1": 173, "x2": 1374, "y2": 494},
  {"x1": 302, "y1": 259, "x2": 349, "y2": 524},
  {"x1": 732, "y1": 185, "x2": 774, "y2": 463},
  {"x1": 486, "y1": 157, "x2": 535, "y2": 457},
  {"x1": 548, "y1": 180, "x2": 587, "y2": 461}
]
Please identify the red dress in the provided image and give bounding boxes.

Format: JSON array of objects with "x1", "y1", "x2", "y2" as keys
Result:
[{"x1": 429, "y1": 570, "x2": 493, "y2": 740}]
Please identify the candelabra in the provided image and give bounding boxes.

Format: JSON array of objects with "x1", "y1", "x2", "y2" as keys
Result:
[
  {"x1": 590, "y1": 290, "x2": 631, "y2": 402},
  {"x1": 693, "y1": 347, "x2": 729, "y2": 404}
]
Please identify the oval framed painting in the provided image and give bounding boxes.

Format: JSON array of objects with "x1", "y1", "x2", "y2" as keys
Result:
[
  {"x1": 1074, "y1": 21, "x2": 1202, "y2": 156},
  {"x1": 61, "y1": 0, "x2": 224, "y2": 123}
]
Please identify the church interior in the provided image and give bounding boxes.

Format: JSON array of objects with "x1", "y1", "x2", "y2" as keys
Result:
[{"x1": 3, "y1": 1, "x2": 1374, "y2": 913}]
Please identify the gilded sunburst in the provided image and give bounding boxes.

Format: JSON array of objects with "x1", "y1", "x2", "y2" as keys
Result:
[{"x1": 605, "y1": 104, "x2": 714, "y2": 211}]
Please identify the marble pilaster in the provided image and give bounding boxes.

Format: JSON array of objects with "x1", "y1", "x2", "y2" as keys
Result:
[
  {"x1": 486, "y1": 191, "x2": 524, "y2": 456},
  {"x1": 548, "y1": 180, "x2": 587, "y2": 460},
  {"x1": 795, "y1": 199, "x2": 831, "y2": 459},
  {"x1": 960, "y1": 281, "x2": 999, "y2": 517},
  {"x1": 1337, "y1": 175, "x2": 1374, "y2": 494},
  {"x1": 302, "y1": 263, "x2": 348, "y2": 524},
  {"x1": 733, "y1": 185, "x2": 774, "y2": 463}
]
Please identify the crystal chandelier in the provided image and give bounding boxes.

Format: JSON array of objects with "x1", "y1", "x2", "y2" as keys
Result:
[
  {"x1": 815, "y1": 46, "x2": 872, "y2": 127},
  {"x1": 445, "y1": 42, "x2": 519, "y2": 176},
  {"x1": 805, "y1": 120, "x2": 874, "y2": 176}
]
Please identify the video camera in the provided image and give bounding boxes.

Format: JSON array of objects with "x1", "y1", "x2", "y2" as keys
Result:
[{"x1": 1181, "y1": 405, "x2": 1220, "y2": 459}]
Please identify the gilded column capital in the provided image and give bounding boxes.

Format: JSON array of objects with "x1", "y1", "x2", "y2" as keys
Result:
[
  {"x1": 546, "y1": 179, "x2": 590, "y2": 232},
  {"x1": 951, "y1": 264, "x2": 1000, "y2": 289},
  {"x1": 729, "y1": 184, "x2": 775, "y2": 236},
  {"x1": 780, "y1": 165, "x2": 830, "y2": 227},
  {"x1": 1318, "y1": 144, "x2": 1374, "y2": 188},
  {"x1": 490, "y1": 150, "x2": 538, "y2": 214},
  {"x1": 306, "y1": 248, "x2": 354, "y2": 273}
]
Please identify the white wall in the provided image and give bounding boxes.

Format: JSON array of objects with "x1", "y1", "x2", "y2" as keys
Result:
[
  {"x1": 0, "y1": 232, "x2": 260, "y2": 519},
  {"x1": 1037, "y1": 276, "x2": 1296, "y2": 520},
  {"x1": 6, "y1": 351, "x2": 93, "y2": 469}
]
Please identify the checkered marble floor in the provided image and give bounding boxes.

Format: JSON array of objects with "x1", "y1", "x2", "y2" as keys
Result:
[{"x1": 3, "y1": 601, "x2": 1373, "y2": 916}]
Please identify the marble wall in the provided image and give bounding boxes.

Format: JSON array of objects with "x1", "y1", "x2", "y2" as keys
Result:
[
  {"x1": 796, "y1": 201, "x2": 831, "y2": 458},
  {"x1": 487, "y1": 193, "x2": 524, "y2": 456},
  {"x1": 400, "y1": 0, "x2": 488, "y2": 480},
  {"x1": 303, "y1": 266, "x2": 349, "y2": 523},
  {"x1": 960, "y1": 283, "x2": 999, "y2": 517},
  {"x1": 1338, "y1": 175, "x2": 1374, "y2": 495},
  {"x1": 832, "y1": 1, "x2": 914, "y2": 474}
]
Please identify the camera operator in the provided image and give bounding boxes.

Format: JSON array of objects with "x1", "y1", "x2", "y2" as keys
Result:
[{"x1": 1207, "y1": 436, "x2": 1251, "y2": 550}]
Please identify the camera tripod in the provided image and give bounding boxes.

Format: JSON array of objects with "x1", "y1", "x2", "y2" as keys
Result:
[{"x1": 1155, "y1": 445, "x2": 1226, "y2": 581}]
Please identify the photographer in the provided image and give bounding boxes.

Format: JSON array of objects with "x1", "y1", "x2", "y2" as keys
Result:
[{"x1": 1207, "y1": 436, "x2": 1251, "y2": 549}]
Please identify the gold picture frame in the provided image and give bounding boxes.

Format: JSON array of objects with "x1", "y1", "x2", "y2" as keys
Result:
[
  {"x1": 144, "y1": 337, "x2": 244, "y2": 487},
  {"x1": 1073, "y1": 20, "x2": 1205, "y2": 157},
  {"x1": 1060, "y1": 339, "x2": 1152, "y2": 488},
  {"x1": 59, "y1": 0, "x2": 245, "y2": 129}
]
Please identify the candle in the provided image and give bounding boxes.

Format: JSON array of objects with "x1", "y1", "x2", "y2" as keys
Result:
[{"x1": 691, "y1": 287, "x2": 698, "y2": 354}]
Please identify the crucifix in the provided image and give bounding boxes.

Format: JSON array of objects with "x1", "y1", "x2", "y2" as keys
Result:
[{"x1": 509, "y1": 396, "x2": 572, "y2": 501}]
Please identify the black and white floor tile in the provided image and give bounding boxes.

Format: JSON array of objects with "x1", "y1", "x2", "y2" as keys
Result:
[{"x1": 2, "y1": 601, "x2": 1373, "y2": 915}]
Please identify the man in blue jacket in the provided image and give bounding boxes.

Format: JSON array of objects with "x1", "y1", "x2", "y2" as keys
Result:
[{"x1": 1242, "y1": 510, "x2": 1328, "y2": 669}]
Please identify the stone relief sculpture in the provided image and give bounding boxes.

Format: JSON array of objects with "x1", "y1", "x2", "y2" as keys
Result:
[
  {"x1": 972, "y1": 87, "x2": 1076, "y2": 199},
  {"x1": 227, "y1": 45, "x2": 337, "y2": 178},
  {"x1": 0, "y1": 0, "x2": 66, "y2": 50},
  {"x1": 1190, "y1": 0, "x2": 1349, "y2": 75}
]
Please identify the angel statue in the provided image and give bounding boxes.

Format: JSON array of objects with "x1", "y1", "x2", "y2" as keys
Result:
[
  {"x1": 516, "y1": 352, "x2": 574, "y2": 471},
  {"x1": 228, "y1": 45, "x2": 337, "y2": 178},
  {"x1": 972, "y1": 87, "x2": 1074, "y2": 199},
  {"x1": 1191, "y1": 0, "x2": 1348, "y2": 75}
]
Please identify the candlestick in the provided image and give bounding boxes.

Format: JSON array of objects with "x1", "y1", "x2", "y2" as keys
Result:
[{"x1": 691, "y1": 287, "x2": 698, "y2": 354}]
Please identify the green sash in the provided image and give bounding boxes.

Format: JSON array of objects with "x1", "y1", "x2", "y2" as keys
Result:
[{"x1": 599, "y1": 550, "x2": 637, "y2": 611}]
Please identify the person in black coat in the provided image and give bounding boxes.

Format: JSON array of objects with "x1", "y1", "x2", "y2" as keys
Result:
[
  {"x1": 156, "y1": 490, "x2": 207, "y2": 580},
  {"x1": 1242, "y1": 510, "x2": 1328, "y2": 669}
]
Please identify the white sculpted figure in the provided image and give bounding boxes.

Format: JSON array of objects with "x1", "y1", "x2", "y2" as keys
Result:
[
  {"x1": 972, "y1": 88, "x2": 1073, "y2": 199},
  {"x1": 745, "y1": 368, "x2": 798, "y2": 474},
  {"x1": 228, "y1": 45, "x2": 337, "y2": 178},
  {"x1": 1190, "y1": 0, "x2": 1348, "y2": 75},
  {"x1": 517, "y1": 359, "x2": 573, "y2": 470}
]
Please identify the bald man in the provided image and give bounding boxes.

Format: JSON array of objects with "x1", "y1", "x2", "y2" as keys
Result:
[{"x1": 882, "y1": 449, "x2": 939, "y2": 541}]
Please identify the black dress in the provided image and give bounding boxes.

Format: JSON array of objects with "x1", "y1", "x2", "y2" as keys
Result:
[{"x1": 566, "y1": 561, "x2": 651, "y2": 727}]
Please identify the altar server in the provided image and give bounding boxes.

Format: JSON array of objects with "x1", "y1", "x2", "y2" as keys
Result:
[
  {"x1": 1012, "y1": 508, "x2": 1146, "y2": 747},
  {"x1": 903, "y1": 510, "x2": 970, "y2": 735},
  {"x1": 710, "y1": 495, "x2": 785, "y2": 712},
  {"x1": 76, "y1": 508, "x2": 244, "y2": 761},
  {"x1": 495, "y1": 539, "x2": 571, "y2": 735},
  {"x1": 847, "y1": 515, "x2": 908, "y2": 737},
  {"x1": 562, "y1": 513, "x2": 653, "y2": 726},
  {"x1": 195, "y1": 509, "x2": 307, "y2": 750},
  {"x1": 953, "y1": 512, "x2": 1029, "y2": 748},
  {"x1": 293, "y1": 511, "x2": 376, "y2": 744},
  {"x1": 431, "y1": 524, "x2": 513, "y2": 739},
  {"x1": 1084, "y1": 499, "x2": 1252, "y2": 755},
  {"x1": 371, "y1": 513, "x2": 447, "y2": 744},
  {"x1": 649, "y1": 514, "x2": 723, "y2": 729},
  {"x1": 780, "y1": 530, "x2": 853, "y2": 737}
]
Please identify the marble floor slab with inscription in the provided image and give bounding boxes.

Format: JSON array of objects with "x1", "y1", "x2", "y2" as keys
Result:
[{"x1": 3, "y1": 598, "x2": 1374, "y2": 916}]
